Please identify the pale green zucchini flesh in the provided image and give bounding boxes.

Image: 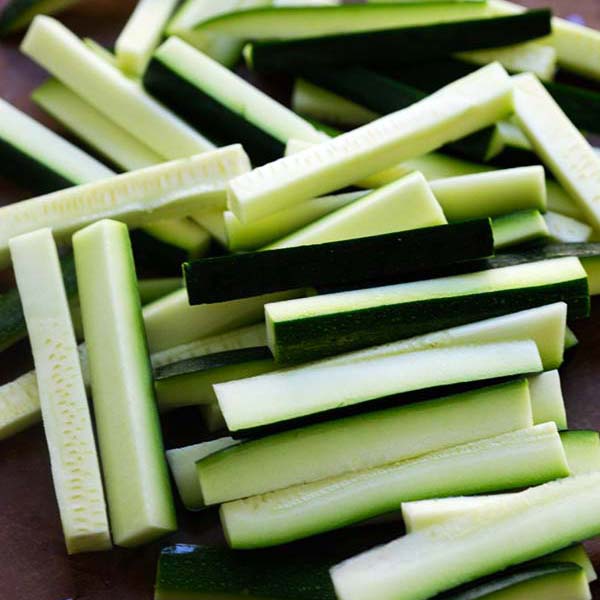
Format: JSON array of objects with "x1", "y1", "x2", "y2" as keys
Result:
[
  {"x1": 10, "y1": 228, "x2": 110, "y2": 554},
  {"x1": 528, "y1": 370, "x2": 567, "y2": 430},
  {"x1": 491, "y1": 210, "x2": 549, "y2": 250},
  {"x1": 73, "y1": 219, "x2": 176, "y2": 547},
  {"x1": 545, "y1": 211, "x2": 593, "y2": 244}
]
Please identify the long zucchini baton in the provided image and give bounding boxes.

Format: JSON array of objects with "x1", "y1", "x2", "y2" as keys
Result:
[{"x1": 10, "y1": 228, "x2": 110, "y2": 554}]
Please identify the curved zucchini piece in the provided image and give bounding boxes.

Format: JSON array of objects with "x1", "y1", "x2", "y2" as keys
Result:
[
  {"x1": 155, "y1": 347, "x2": 275, "y2": 410},
  {"x1": 166, "y1": 438, "x2": 239, "y2": 511},
  {"x1": 22, "y1": 16, "x2": 213, "y2": 160},
  {"x1": 221, "y1": 423, "x2": 567, "y2": 548},
  {"x1": 145, "y1": 37, "x2": 324, "y2": 166},
  {"x1": 74, "y1": 219, "x2": 176, "y2": 547},
  {"x1": 200, "y1": 379, "x2": 532, "y2": 506},
  {"x1": 227, "y1": 63, "x2": 513, "y2": 223},
  {"x1": 491, "y1": 210, "x2": 549, "y2": 250},
  {"x1": 0, "y1": 0, "x2": 78, "y2": 34},
  {"x1": 561, "y1": 430, "x2": 600, "y2": 475},
  {"x1": 0, "y1": 145, "x2": 249, "y2": 267},
  {"x1": 10, "y1": 228, "x2": 110, "y2": 554},
  {"x1": 247, "y1": 11, "x2": 552, "y2": 71},
  {"x1": 217, "y1": 340, "x2": 543, "y2": 435},
  {"x1": 185, "y1": 220, "x2": 493, "y2": 304},
  {"x1": 545, "y1": 212, "x2": 592, "y2": 244},
  {"x1": 528, "y1": 370, "x2": 567, "y2": 430},
  {"x1": 266, "y1": 257, "x2": 588, "y2": 363},
  {"x1": 267, "y1": 173, "x2": 446, "y2": 249},
  {"x1": 115, "y1": 0, "x2": 178, "y2": 76}
]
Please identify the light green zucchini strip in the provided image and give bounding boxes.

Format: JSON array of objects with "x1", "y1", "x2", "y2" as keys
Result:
[{"x1": 545, "y1": 211, "x2": 593, "y2": 244}]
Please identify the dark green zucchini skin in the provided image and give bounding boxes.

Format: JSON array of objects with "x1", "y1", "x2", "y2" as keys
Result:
[
  {"x1": 0, "y1": 0, "x2": 77, "y2": 35},
  {"x1": 249, "y1": 11, "x2": 552, "y2": 71},
  {"x1": 184, "y1": 220, "x2": 495, "y2": 305},
  {"x1": 273, "y1": 277, "x2": 589, "y2": 363},
  {"x1": 154, "y1": 347, "x2": 272, "y2": 380},
  {"x1": 143, "y1": 59, "x2": 284, "y2": 166}
]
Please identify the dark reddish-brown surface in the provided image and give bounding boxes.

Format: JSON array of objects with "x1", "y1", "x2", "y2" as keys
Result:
[{"x1": 1, "y1": 1, "x2": 600, "y2": 598}]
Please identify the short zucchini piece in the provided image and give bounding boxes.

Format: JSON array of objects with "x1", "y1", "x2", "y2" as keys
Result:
[
  {"x1": 199, "y1": 379, "x2": 533, "y2": 506},
  {"x1": 266, "y1": 257, "x2": 588, "y2": 363},
  {"x1": 73, "y1": 219, "x2": 176, "y2": 547},
  {"x1": 247, "y1": 11, "x2": 552, "y2": 71},
  {"x1": 0, "y1": 371, "x2": 40, "y2": 441},
  {"x1": 145, "y1": 37, "x2": 324, "y2": 166},
  {"x1": 10, "y1": 228, "x2": 110, "y2": 554},
  {"x1": 221, "y1": 423, "x2": 567, "y2": 548},
  {"x1": 166, "y1": 437, "x2": 239, "y2": 511},
  {"x1": 267, "y1": 172, "x2": 446, "y2": 249},
  {"x1": 0, "y1": 145, "x2": 249, "y2": 267},
  {"x1": 528, "y1": 370, "x2": 567, "y2": 431},
  {"x1": 22, "y1": 16, "x2": 214, "y2": 160},
  {"x1": 565, "y1": 326, "x2": 579, "y2": 350},
  {"x1": 545, "y1": 212, "x2": 592, "y2": 244},
  {"x1": 115, "y1": 0, "x2": 178, "y2": 76},
  {"x1": 331, "y1": 471, "x2": 600, "y2": 600},
  {"x1": 491, "y1": 210, "x2": 549, "y2": 250},
  {"x1": 227, "y1": 63, "x2": 513, "y2": 222},
  {"x1": 185, "y1": 220, "x2": 493, "y2": 304},
  {"x1": 216, "y1": 340, "x2": 543, "y2": 435}
]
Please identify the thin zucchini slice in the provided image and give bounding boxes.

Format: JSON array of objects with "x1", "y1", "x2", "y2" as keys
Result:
[
  {"x1": 145, "y1": 37, "x2": 324, "y2": 166},
  {"x1": 73, "y1": 219, "x2": 176, "y2": 547},
  {"x1": 10, "y1": 228, "x2": 110, "y2": 554},
  {"x1": 166, "y1": 438, "x2": 239, "y2": 511},
  {"x1": 528, "y1": 371, "x2": 567, "y2": 431},
  {"x1": 32, "y1": 79, "x2": 163, "y2": 172},
  {"x1": 247, "y1": 11, "x2": 552, "y2": 71},
  {"x1": 155, "y1": 347, "x2": 275, "y2": 410},
  {"x1": 267, "y1": 173, "x2": 446, "y2": 250},
  {"x1": 430, "y1": 166, "x2": 546, "y2": 221},
  {"x1": 0, "y1": 96, "x2": 112, "y2": 194},
  {"x1": 0, "y1": 0, "x2": 78, "y2": 34},
  {"x1": 513, "y1": 73, "x2": 600, "y2": 231},
  {"x1": 561, "y1": 430, "x2": 600, "y2": 475},
  {"x1": 22, "y1": 16, "x2": 214, "y2": 160},
  {"x1": 199, "y1": 379, "x2": 532, "y2": 506},
  {"x1": 331, "y1": 471, "x2": 600, "y2": 600},
  {"x1": 491, "y1": 210, "x2": 549, "y2": 250},
  {"x1": 225, "y1": 190, "x2": 365, "y2": 252},
  {"x1": 217, "y1": 340, "x2": 543, "y2": 435},
  {"x1": 545, "y1": 212, "x2": 592, "y2": 244},
  {"x1": 227, "y1": 63, "x2": 513, "y2": 223},
  {"x1": 0, "y1": 145, "x2": 249, "y2": 267},
  {"x1": 115, "y1": 0, "x2": 178, "y2": 76},
  {"x1": 185, "y1": 220, "x2": 493, "y2": 304},
  {"x1": 266, "y1": 257, "x2": 588, "y2": 363},
  {"x1": 221, "y1": 423, "x2": 567, "y2": 548}
]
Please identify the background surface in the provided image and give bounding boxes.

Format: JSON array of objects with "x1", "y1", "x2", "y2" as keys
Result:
[{"x1": 0, "y1": 1, "x2": 599, "y2": 598}]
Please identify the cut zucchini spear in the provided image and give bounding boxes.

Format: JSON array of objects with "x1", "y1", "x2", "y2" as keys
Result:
[
  {"x1": 22, "y1": 16, "x2": 213, "y2": 160},
  {"x1": 331, "y1": 472, "x2": 600, "y2": 600},
  {"x1": 185, "y1": 220, "x2": 493, "y2": 304},
  {"x1": 266, "y1": 257, "x2": 588, "y2": 363},
  {"x1": 216, "y1": 340, "x2": 543, "y2": 435},
  {"x1": 145, "y1": 37, "x2": 324, "y2": 166},
  {"x1": 200, "y1": 379, "x2": 533, "y2": 506},
  {"x1": 545, "y1": 211, "x2": 592, "y2": 244},
  {"x1": 10, "y1": 228, "x2": 110, "y2": 554},
  {"x1": 491, "y1": 210, "x2": 549, "y2": 250},
  {"x1": 529, "y1": 370, "x2": 567, "y2": 431},
  {"x1": 247, "y1": 11, "x2": 552, "y2": 71},
  {"x1": 0, "y1": 145, "x2": 249, "y2": 267},
  {"x1": 73, "y1": 219, "x2": 176, "y2": 547},
  {"x1": 115, "y1": 0, "x2": 178, "y2": 76},
  {"x1": 227, "y1": 63, "x2": 513, "y2": 223},
  {"x1": 0, "y1": 371, "x2": 40, "y2": 441},
  {"x1": 221, "y1": 423, "x2": 567, "y2": 548}
]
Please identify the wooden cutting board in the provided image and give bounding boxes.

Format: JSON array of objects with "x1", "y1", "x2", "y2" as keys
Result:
[{"x1": 1, "y1": 1, "x2": 600, "y2": 598}]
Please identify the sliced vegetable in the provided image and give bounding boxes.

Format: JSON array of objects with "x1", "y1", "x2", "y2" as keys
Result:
[
  {"x1": 73, "y1": 219, "x2": 176, "y2": 547},
  {"x1": 545, "y1": 212, "x2": 592, "y2": 244},
  {"x1": 247, "y1": 11, "x2": 552, "y2": 71},
  {"x1": 186, "y1": 220, "x2": 493, "y2": 304},
  {"x1": 199, "y1": 379, "x2": 532, "y2": 506},
  {"x1": 227, "y1": 63, "x2": 513, "y2": 223},
  {"x1": 267, "y1": 173, "x2": 446, "y2": 250},
  {"x1": 22, "y1": 16, "x2": 213, "y2": 160},
  {"x1": 10, "y1": 228, "x2": 110, "y2": 554},
  {"x1": 0, "y1": 0, "x2": 78, "y2": 34},
  {"x1": 330, "y1": 472, "x2": 600, "y2": 600},
  {"x1": 565, "y1": 326, "x2": 579, "y2": 350},
  {"x1": 529, "y1": 371, "x2": 567, "y2": 431},
  {"x1": 217, "y1": 340, "x2": 543, "y2": 435},
  {"x1": 115, "y1": 0, "x2": 178, "y2": 76},
  {"x1": 0, "y1": 145, "x2": 249, "y2": 267},
  {"x1": 491, "y1": 210, "x2": 549, "y2": 250},
  {"x1": 166, "y1": 438, "x2": 239, "y2": 510},
  {"x1": 221, "y1": 423, "x2": 567, "y2": 548},
  {"x1": 561, "y1": 430, "x2": 600, "y2": 475},
  {"x1": 266, "y1": 257, "x2": 588, "y2": 363},
  {"x1": 0, "y1": 371, "x2": 40, "y2": 441},
  {"x1": 145, "y1": 37, "x2": 324, "y2": 165},
  {"x1": 155, "y1": 347, "x2": 275, "y2": 410}
]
